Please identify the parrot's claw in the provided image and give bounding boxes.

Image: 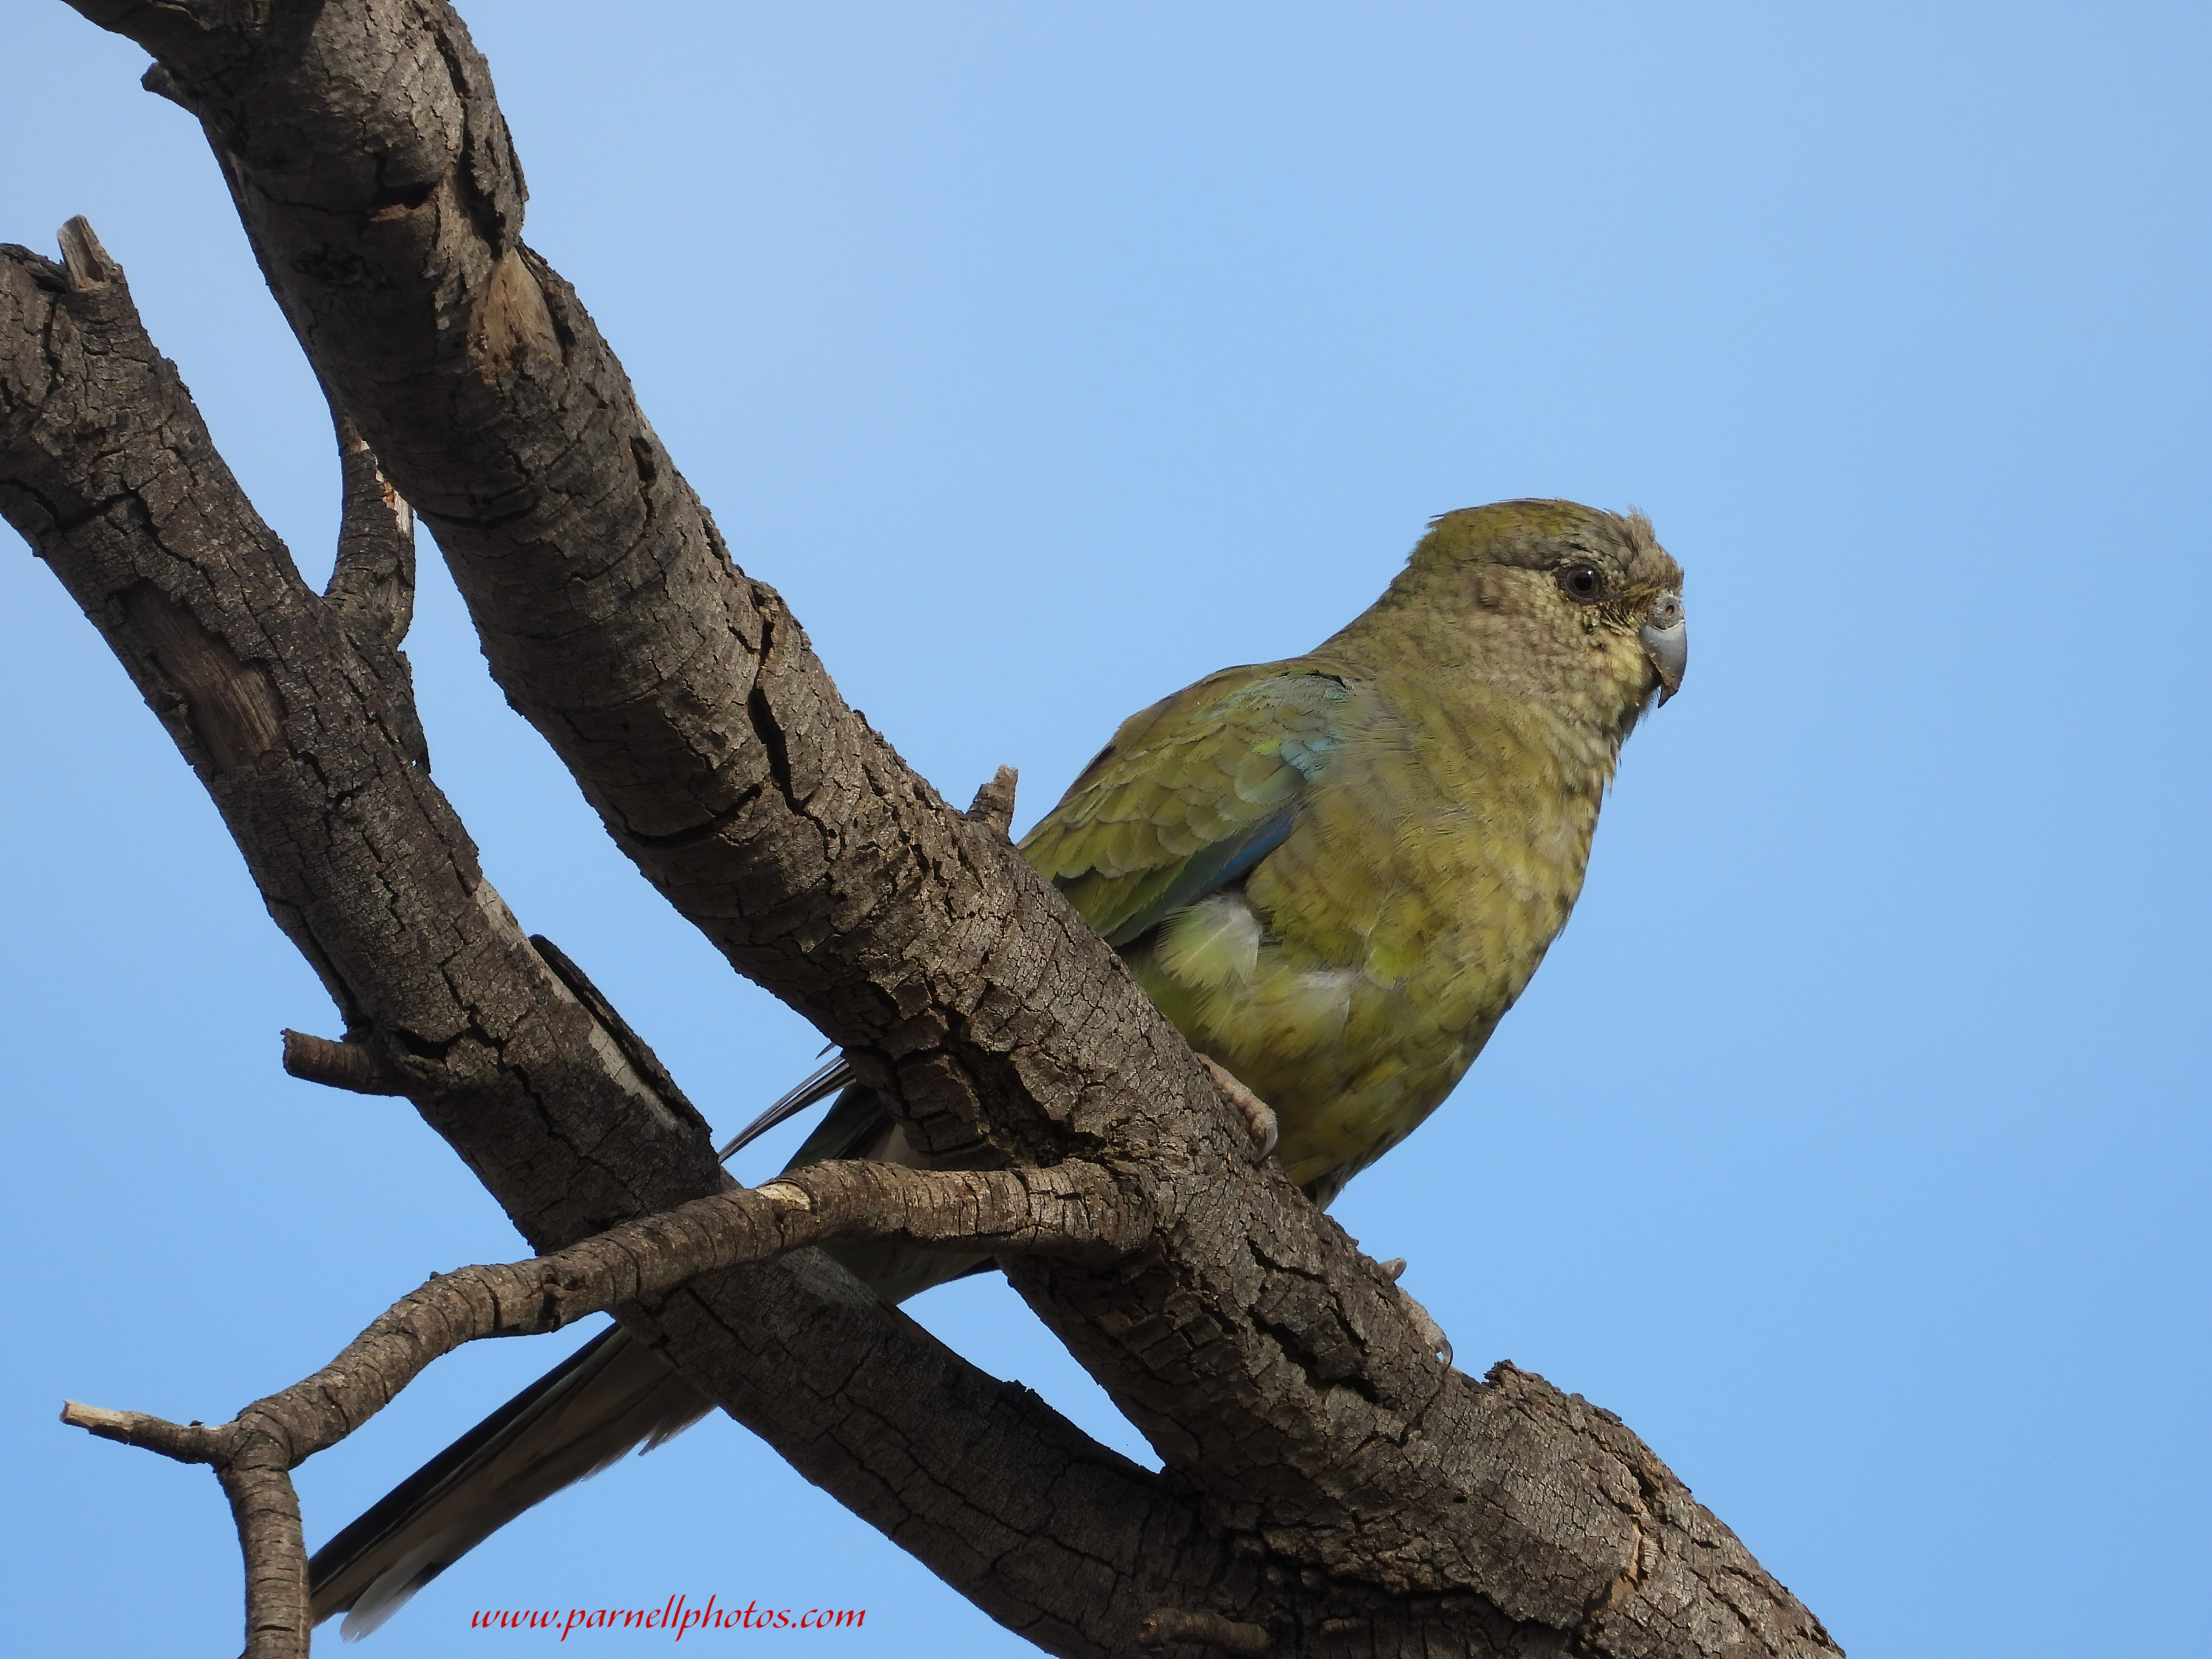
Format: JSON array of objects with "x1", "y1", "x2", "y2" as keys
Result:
[
  {"x1": 1398, "y1": 1286, "x2": 1453, "y2": 1368},
  {"x1": 1197, "y1": 1056, "x2": 1279, "y2": 1161},
  {"x1": 1379, "y1": 1257, "x2": 1449, "y2": 1363}
]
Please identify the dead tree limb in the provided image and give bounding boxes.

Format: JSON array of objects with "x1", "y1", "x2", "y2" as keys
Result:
[{"x1": 0, "y1": 224, "x2": 1219, "y2": 1659}]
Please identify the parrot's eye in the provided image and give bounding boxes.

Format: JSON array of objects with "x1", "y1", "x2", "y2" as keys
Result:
[{"x1": 1556, "y1": 562, "x2": 1606, "y2": 603}]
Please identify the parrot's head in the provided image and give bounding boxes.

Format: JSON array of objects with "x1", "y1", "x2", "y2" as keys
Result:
[{"x1": 1379, "y1": 499, "x2": 1686, "y2": 733}]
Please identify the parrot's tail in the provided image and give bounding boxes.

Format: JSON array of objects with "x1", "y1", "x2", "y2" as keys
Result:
[{"x1": 307, "y1": 1327, "x2": 712, "y2": 1639}]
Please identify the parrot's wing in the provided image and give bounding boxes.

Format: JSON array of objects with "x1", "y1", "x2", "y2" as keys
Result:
[{"x1": 1020, "y1": 666, "x2": 1353, "y2": 945}]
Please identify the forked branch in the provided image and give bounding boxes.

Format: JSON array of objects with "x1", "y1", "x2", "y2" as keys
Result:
[{"x1": 63, "y1": 1157, "x2": 1143, "y2": 1659}]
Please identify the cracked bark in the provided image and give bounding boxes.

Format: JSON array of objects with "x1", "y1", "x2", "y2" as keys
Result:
[{"x1": 12, "y1": 6, "x2": 1843, "y2": 1656}]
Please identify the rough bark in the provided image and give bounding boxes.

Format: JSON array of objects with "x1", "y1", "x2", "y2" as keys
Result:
[{"x1": 11, "y1": 5, "x2": 1843, "y2": 1656}]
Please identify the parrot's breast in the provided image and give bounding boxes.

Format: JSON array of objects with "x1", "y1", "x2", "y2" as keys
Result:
[{"x1": 1125, "y1": 680, "x2": 1611, "y2": 1198}]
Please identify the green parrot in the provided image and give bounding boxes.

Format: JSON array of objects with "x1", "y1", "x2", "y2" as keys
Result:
[{"x1": 310, "y1": 500, "x2": 1687, "y2": 1635}]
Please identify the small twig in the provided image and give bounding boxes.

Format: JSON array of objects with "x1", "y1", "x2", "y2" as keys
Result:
[
  {"x1": 965, "y1": 764, "x2": 1019, "y2": 836},
  {"x1": 1138, "y1": 1607, "x2": 1273, "y2": 1655},
  {"x1": 59, "y1": 1401, "x2": 219, "y2": 1462},
  {"x1": 154, "y1": 1156, "x2": 1142, "y2": 1469},
  {"x1": 279, "y1": 1030, "x2": 396, "y2": 1095},
  {"x1": 55, "y1": 215, "x2": 120, "y2": 290},
  {"x1": 63, "y1": 1165, "x2": 1098, "y2": 1457}
]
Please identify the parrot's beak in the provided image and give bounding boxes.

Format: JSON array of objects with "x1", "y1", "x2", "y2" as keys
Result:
[{"x1": 1639, "y1": 595, "x2": 1687, "y2": 705}]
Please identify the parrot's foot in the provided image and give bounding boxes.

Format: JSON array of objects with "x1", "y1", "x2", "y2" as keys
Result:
[{"x1": 1197, "y1": 1056, "x2": 1278, "y2": 1161}]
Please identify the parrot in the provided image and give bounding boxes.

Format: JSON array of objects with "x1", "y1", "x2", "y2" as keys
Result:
[{"x1": 308, "y1": 499, "x2": 1688, "y2": 1635}]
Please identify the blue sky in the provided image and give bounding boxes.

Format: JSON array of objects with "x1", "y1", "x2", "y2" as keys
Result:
[{"x1": 4, "y1": 3, "x2": 2206, "y2": 1653}]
